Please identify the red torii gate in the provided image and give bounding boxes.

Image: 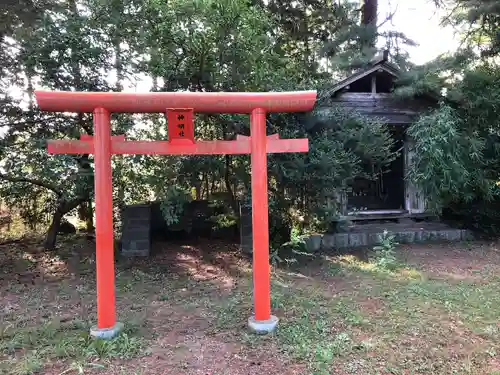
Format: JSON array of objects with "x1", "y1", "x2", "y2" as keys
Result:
[{"x1": 35, "y1": 90, "x2": 317, "y2": 338}]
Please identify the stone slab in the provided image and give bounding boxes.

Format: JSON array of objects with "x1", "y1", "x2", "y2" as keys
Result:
[
  {"x1": 396, "y1": 231, "x2": 415, "y2": 243},
  {"x1": 239, "y1": 203, "x2": 253, "y2": 254},
  {"x1": 367, "y1": 232, "x2": 381, "y2": 245},
  {"x1": 334, "y1": 233, "x2": 349, "y2": 248},
  {"x1": 461, "y1": 229, "x2": 474, "y2": 241},
  {"x1": 304, "y1": 234, "x2": 322, "y2": 252},
  {"x1": 349, "y1": 233, "x2": 367, "y2": 247},
  {"x1": 443, "y1": 230, "x2": 462, "y2": 241},
  {"x1": 413, "y1": 231, "x2": 424, "y2": 242},
  {"x1": 321, "y1": 234, "x2": 336, "y2": 250},
  {"x1": 303, "y1": 228, "x2": 471, "y2": 249},
  {"x1": 121, "y1": 204, "x2": 151, "y2": 257}
]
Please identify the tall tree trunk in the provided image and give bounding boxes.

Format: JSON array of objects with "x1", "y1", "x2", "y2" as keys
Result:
[
  {"x1": 361, "y1": 0, "x2": 378, "y2": 27},
  {"x1": 69, "y1": 0, "x2": 94, "y2": 234},
  {"x1": 221, "y1": 123, "x2": 238, "y2": 214},
  {"x1": 210, "y1": 175, "x2": 215, "y2": 196},
  {"x1": 205, "y1": 173, "x2": 211, "y2": 199},
  {"x1": 224, "y1": 154, "x2": 239, "y2": 214},
  {"x1": 45, "y1": 209, "x2": 64, "y2": 250},
  {"x1": 78, "y1": 200, "x2": 94, "y2": 232},
  {"x1": 113, "y1": 13, "x2": 127, "y2": 228},
  {"x1": 85, "y1": 200, "x2": 93, "y2": 231},
  {"x1": 195, "y1": 174, "x2": 202, "y2": 200},
  {"x1": 44, "y1": 197, "x2": 86, "y2": 250},
  {"x1": 361, "y1": 0, "x2": 378, "y2": 55}
]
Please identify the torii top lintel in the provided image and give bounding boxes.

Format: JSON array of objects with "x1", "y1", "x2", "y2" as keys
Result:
[{"x1": 34, "y1": 90, "x2": 317, "y2": 114}]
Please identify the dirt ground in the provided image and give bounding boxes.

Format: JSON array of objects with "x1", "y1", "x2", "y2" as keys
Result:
[{"x1": 1, "y1": 236, "x2": 500, "y2": 375}]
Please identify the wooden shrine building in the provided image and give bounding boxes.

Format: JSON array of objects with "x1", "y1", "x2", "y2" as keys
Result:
[{"x1": 324, "y1": 53, "x2": 438, "y2": 220}]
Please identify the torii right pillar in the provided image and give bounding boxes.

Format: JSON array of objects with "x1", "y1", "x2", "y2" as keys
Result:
[{"x1": 248, "y1": 107, "x2": 276, "y2": 333}]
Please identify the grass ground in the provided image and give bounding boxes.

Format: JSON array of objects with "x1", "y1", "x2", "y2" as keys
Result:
[{"x1": 1, "y1": 235, "x2": 500, "y2": 374}]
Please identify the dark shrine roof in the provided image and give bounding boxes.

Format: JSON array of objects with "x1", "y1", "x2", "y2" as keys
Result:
[{"x1": 326, "y1": 53, "x2": 400, "y2": 97}]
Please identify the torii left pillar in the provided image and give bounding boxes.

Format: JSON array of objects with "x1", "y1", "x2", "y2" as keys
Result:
[
  {"x1": 35, "y1": 89, "x2": 317, "y2": 338},
  {"x1": 91, "y1": 108, "x2": 122, "y2": 338}
]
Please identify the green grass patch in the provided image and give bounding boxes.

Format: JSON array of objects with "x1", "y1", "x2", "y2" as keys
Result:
[
  {"x1": 0, "y1": 320, "x2": 146, "y2": 374},
  {"x1": 3, "y1": 239, "x2": 500, "y2": 374},
  {"x1": 382, "y1": 277, "x2": 500, "y2": 329},
  {"x1": 273, "y1": 293, "x2": 370, "y2": 373},
  {"x1": 209, "y1": 276, "x2": 372, "y2": 373},
  {"x1": 203, "y1": 244, "x2": 500, "y2": 374}
]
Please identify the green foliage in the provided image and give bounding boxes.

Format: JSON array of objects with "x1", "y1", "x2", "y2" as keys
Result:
[
  {"x1": 395, "y1": 1, "x2": 500, "y2": 234},
  {"x1": 280, "y1": 227, "x2": 308, "y2": 253},
  {"x1": 10, "y1": 354, "x2": 42, "y2": 375},
  {"x1": 277, "y1": 103, "x2": 396, "y2": 232},
  {"x1": 314, "y1": 105, "x2": 397, "y2": 179},
  {"x1": 158, "y1": 186, "x2": 192, "y2": 226},
  {"x1": 437, "y1": 0, "x2": 500, "y2": 58},
  {"x1": 445, "y1": 199, "x2": 500, "y2": 235},
  {"x1": 403, "y1": 59, "x2": 500, "y2": 233},
  {"x1": 144, "y1": 0, "x2": 300, "y2": 91},
  {"x1": 452, "y1": 64, "x2": 500, "y2": 131},
  {"x1": 394, "y1": 50, "x2": 475, "y2": 99},
  {"x1": 407, "y1": 103, "x2": 490, "y2": 210},
  {"x1": 372, "y1": 230, "x2": 399, "y2": 270},
  {"x1": 210, "y1": 213, "x2": 237, "y2": 229},
  {"x1": 0, "y1": 0, "x2": 412, "y2": 249},
  {"x1": 270, "y1": 228, "x2": 315, "y2": 268}
]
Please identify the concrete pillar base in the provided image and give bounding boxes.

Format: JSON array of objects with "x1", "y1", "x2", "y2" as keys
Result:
[
  {"x1": 90, "y1": 322, "x2": 124, "y2": 340},
  {"x1": 248, "y1": 315, "x2": 279, "y2": 334}
]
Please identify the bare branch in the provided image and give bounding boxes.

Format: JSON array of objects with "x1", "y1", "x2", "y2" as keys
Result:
[
  {"x1": 377, "y1": 3, "x2": 398, "y2": 29},
  {"x1": 0, "y1": 116, "x2": 61, "y2": 130}
]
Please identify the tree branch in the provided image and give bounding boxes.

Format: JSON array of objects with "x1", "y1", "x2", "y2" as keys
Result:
[
  {"x1": 0, "y1": 116, "x2": 61, "y2": 130},
  {"x1": 377, "y1": 3, "x2": 398, "y2": 29},
  {"x1": 0, "y1": 173, "x2": 63, "y2": 196},
  {"x1": 60, "y1": 194, "x2": 88, "y2": 214}
]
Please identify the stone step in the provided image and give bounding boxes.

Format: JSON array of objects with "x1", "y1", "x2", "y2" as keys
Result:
[{"x1": 302, "y1": 229, "x2": 473, "y2": 252}]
